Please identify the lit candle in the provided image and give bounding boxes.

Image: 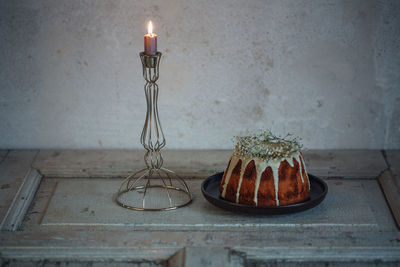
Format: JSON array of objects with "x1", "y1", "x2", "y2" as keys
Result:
[{"x1": 144, "y1": 21, "x2": 157, "y2": 56}]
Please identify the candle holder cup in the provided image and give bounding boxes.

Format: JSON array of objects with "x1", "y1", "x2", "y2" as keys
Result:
[{"x1": 114, "y1": 52, "x2": 192, "y2": 211}]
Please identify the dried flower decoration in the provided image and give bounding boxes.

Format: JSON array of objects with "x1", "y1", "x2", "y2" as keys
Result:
[{"x1": 233, "y1": 130, "x2": 303, "y2": 160}]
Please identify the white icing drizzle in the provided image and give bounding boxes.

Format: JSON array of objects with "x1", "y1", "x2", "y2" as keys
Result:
[
  {"x1": 286, "y1": 156, "x2": 295, "y2": 168},
  {"x1": 283, "y1": 152, "x2": 304, "y2": 183},
  {"x1": 299, "y1": 154, "x2": 311, "y2": 190},
  {"x1": 294, "y1": 153, "x2": 304, "y2": 183},
  {"x1": 250, "y1": 157, "x2": 285, "y2": 207},
  {"x1": 271, "y1": 159, "x2": 280, "y2": 206},
  {"x1": 253, "y1": 160, "x2": 270, "y2": 206},
  {"x1": 221, "y1": 155, "x2": 240, "y2": 198},
  {"x1": 235, "y1": 158, "x2": 250, "y2": 203}
]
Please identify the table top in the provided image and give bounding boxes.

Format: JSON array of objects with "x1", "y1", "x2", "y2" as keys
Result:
[{"x1": 0, "y1": 149, "x2": 399, "y2": 266}]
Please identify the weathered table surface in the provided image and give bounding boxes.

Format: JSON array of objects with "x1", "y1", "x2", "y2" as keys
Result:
[{"x1": 0, "y1": 149, "x2": 399, "y2": 267}]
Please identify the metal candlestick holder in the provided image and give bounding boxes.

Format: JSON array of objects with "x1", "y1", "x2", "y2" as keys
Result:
[{"x1": 114, "y1": 52, "x2": 192, "y2": 211}]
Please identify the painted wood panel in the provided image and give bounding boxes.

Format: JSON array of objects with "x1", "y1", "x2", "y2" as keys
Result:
[
  {"x1": 378, "y1": 151, "x2": 400, "y2": 229},
  {"x1": 22, "y1": 178, "x2": 394, "y2": 232},
  {"x1": 0, "y1": 168, "x2": 41, "y2": 231},
  {"x1": 0, "y1": 149, "x2": 398, "y2": 265},
  {"x1": 0, "y1": 150, "x2": 38, "y2": 226},
  {"x1": 2, "y1": 229, "x2": 400, "y2": 265},
  {"x1": 33, "y1": 150, "x2": 387, "y2": 179},
  {"x1": 0, "y1": 150, "x2": 9, "y2": 165},
  {"x1": 386, "y1": 150, "x2": 400, "y2": 178}
]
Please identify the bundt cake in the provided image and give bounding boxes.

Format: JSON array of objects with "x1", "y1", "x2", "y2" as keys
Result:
[{"x1": 220, "y1": 131, "x2": 310, "y2": 206}]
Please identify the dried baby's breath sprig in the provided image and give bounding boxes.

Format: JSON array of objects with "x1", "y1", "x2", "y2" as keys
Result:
[{"x1": 233, "y1": 130, "x2": 303, "y2": 160}]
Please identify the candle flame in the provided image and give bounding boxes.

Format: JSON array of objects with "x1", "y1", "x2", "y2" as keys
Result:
[{"x1": 148, "y1": 21, "x2": 153, "y2": 35}]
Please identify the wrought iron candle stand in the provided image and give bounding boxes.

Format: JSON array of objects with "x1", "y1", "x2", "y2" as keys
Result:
[{"x1": 114, "y1": 52, "x2": 192, "y2": 211}]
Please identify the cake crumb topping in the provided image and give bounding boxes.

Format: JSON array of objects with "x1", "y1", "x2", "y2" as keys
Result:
[{"x1": 233, "y1": 130, "x2": 303, "y2": 160}]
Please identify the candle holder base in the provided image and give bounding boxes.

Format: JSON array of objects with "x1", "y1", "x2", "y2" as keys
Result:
[{"x1": 115, "y1": 167, "x2": 192, "y2": 211}]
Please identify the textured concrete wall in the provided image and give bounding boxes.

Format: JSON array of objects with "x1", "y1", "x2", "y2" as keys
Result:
[{"x1": 0, "y1": 0, "x2": 399, "y2": 149}]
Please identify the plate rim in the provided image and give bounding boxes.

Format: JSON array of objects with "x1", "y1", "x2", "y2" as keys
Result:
[{"x1": 201, "y1": 172, "x2": 328, "y2": 214}]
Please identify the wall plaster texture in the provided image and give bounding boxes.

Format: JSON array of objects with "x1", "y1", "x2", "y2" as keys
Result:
[{"x1": 0, "y1": 0, "x2": 399, "y2": 149}]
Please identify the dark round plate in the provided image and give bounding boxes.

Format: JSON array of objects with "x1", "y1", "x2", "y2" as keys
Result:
[{"x1": 201, "y1": 172, "x2": 328, "y2": 215}]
